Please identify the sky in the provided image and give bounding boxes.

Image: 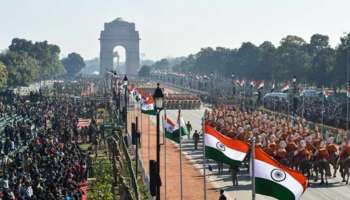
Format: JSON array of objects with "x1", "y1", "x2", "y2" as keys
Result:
[{"x1": 1, "y1": 0, "x2": 350, "y2": 61}]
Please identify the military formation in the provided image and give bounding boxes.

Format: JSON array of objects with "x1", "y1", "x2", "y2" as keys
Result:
[
  {"x1": 206, "y1": 104, "x2": 350, "y2": 185},
  {"x1": 165, "y1": 93, "x2": 201, "y2": 110}
]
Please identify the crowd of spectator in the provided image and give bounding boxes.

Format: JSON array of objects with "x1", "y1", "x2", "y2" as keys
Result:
[{"x1": 0, "y1": 94, "x2": 93, "y2": 199}]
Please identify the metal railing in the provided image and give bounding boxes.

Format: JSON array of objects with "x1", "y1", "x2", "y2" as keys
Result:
[{"x1": 108, "y1": 132, "x2": 140, "y2": 200}]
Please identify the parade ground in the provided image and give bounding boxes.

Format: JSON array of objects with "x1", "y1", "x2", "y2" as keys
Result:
[{"x1": 129, "y1": 100, "x2": 350, "y2": 200}]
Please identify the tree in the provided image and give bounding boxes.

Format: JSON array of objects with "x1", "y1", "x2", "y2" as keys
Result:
[
  {"x1": 161, "y1": 33, "x2": 348, "y2": 87},
  {"x1": 0, "y1": 61, "x2": 8, "y2": 89},
  {"x1": 307, "y1": 34, "x2": 334, "y2": 86},
  {"x1": 236, "y1": 42, "x2": 261, "y2": 78},
  {"x1": 9, "y1": 38, "x2": 66, "y2": 79},
  {"x1": 257, "y1": 41, "x2": 276, "y2": 80},
  {"x1": 138, "y1": 65, "x2": 151, "y2": 77},
  {"x1": 61, "y1": 52, "x2": 85, "y2": 79},
  {"x1": 333, "y1": 33, "x2": 350, "y2": 86},
  {"x1": 32, "y1": 41, "x2": 66, "y2": 79},
  {"x1": 173, "y1": 54, "x2": 196, "y2": 72},
  {"x1": 152, "y1": 58, "x2": 170, "y2": 70},
  {"x1": 0, "y1": 51, "x2": 39, "y2": 87},
  {"x1": 309, "y1": 34, "x2": 330, "y2": 54},
  {"x1": 274, "y1": 35, "x2": 311, "y2": 81},
  {"x1": 9, "y1": 38, "x2": 33, "y2": 54}
]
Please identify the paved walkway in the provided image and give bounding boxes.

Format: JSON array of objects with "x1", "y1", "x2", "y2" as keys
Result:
[{"x1": 128, "y1": 110, "x2": 219, "y2": 200}]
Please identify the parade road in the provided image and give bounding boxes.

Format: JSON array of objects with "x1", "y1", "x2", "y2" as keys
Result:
[{"x1": 161, "y1": 107, "x2": 350, "y2": 200}]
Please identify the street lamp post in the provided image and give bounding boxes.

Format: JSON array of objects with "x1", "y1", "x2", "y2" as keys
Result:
[
  {"x1": 123, "y1": 75, "x2": 128, "y2": 133},
  {"x1": 153, "y1": 83, "x2": 164, "y2": 200}
]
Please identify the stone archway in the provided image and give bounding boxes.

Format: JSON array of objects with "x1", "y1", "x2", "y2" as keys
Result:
[{"x1": 99, "y1": 18, "x2": 140, "y2": 76}]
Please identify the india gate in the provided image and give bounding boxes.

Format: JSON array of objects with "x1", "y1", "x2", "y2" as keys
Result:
[{"x1": 99, "y1": 18, "x2": 140, "y2": 76}]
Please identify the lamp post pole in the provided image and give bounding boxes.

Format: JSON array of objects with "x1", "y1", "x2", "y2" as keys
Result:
[
  {"x1": 153, "y1": 83, "x2": 164, "y2": 200},
  {"x1": 123, "y1": 75, "x2": 128, "y2": 133},
  {"x1": 124, "y1": 86, "x2": 127, "y2": 126},
  {"x1": 156, "y1": 110, "x2": 161, "y2": 200}
]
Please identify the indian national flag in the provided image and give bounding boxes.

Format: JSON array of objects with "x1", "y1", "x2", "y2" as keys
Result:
[
  {"x1": 235, "y1": 79, "x2": 241, "y2": 85},
  {"x1": 271, "y1": 81, "x2": 275, "y2": 92},
  {"x1": 204, "y1": 123, "x2": 249, "y2": 166},
  {"x1": 254, "y1": 147, "x2": 308, "y2": 200},
  {"x1": 323, "y1": 89, "x2": 332, "y2": 99},
  {"x1": 257, "y1": 81, "x2": 264, "y2": 90},
  {"x1": 164, "y1": 116, "x2": 188, "y2": 143},
  {"x1": 240, "y1": 80, "x2": 246, "y2": 87},
  {"x1": 141, "y1": 96, "x2": 156, "y2": 115},
  {"x1": 127, "y1": 84, "x2": 135, "y2": 93},
  {"x1": 281, "y1": 82, "x2": 290, "y2": 92},
  {"x1": 250, "y1": 80, "x2": 256, "y2": 87}
]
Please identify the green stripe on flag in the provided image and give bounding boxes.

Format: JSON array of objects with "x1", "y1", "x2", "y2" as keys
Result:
[
  {"x1": 173, "y1": 127, "x2": 187, "y2": 136},
  {"x1": 165, "y1": 131, "x2": 180, "y2": 143},
  {"x1": 255, "y1": 177, "x2": 295, "y2": 200},
  {"x1": 205, "y1": 146, "x2": 242, "y2": 167},
  {"x1": 141, "y1": 109, "x2": 156, "y2": 115}
]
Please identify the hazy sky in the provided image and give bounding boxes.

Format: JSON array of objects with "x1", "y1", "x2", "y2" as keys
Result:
[{"x1": 1, "y1": 0, "x2": 349, "y2": 61}]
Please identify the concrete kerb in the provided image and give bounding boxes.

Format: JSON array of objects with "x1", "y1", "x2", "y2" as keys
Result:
[{"x1": 125, "y1": 130, "x2": 152, "y2": 199}]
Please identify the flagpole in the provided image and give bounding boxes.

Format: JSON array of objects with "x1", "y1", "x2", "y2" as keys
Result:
[
  {"x1": 202, "y1": 116, "x2": 207, "y2": 200},
  {"x1": 322, "y1": 87, "x2": 325, "y2": 134},
  {"x1": 272, "y1": 81, "x2": 276, "y2": 120},
  {"x1": 251, "y1": 136, "x2": 256, "y2": 200},
  {"x1": 347, "y1": 49, "x2": 349, "y2": 132},
  {"x1": 148, "y1": 115, "x2": 150, "y2": 161},
  {"x1": 163, "y1": 109, "x2": 167, "y2": 200},
  {"x1": 178, "y1": 108, "x2": 183, "y2": 200},
  {"x1": 302, "y1": 81, "x2": 306, "y2": 119}
]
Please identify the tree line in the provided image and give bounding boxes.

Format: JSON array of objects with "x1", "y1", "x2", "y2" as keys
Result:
[
  {"x1": 0, "y1": 38, "x2": 85, "y2": 89},
  {"x1": 150, "y1": 33, "x2": 350, "y2": 88}
]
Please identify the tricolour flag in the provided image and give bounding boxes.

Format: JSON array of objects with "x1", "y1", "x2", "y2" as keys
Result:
[
  {"x1": 141, "y1": 96, "x2": 156, "y2": 115},
  {"x1": 163, "y1": 115, "x2": 187, "y2": 143},
  {"x1": 281, "y1": 82, "x2": 290, "y2": 92},
  {"x1": 257, "y1": 81, "x2": 264, "y2": 90},
  {"x1": 127, "y1": 84, "x2": 135, "y2": 93},
  {"x1": 174, "y1": 111, "x2": 189, "y2": 138},
  {"x1": 254, "y1": 147, "x2": 307, "y2": 200},
  {"x1": 240, "y1": 80, "x2": 246, "y2": 87},
  {"x1": 323, "y1": 89, "x2": 332, "y2": 99},
  {"x1": 347, "y1": 87, "x2": 350, "y2": 98},
  {"x1": 77, "y1": 118, "x2": 91, "y2": 129},
  {"x1": 204, "y1": 123, "x2": 249, "y2": 166},
  {"x1": 250, "y1": 80, "x2": 256, "y2": 87},
  {"x1": 235, "y1": 79, "x2": 241, "y2": 85}
]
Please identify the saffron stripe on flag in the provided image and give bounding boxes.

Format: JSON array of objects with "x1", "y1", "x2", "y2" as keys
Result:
[{"x1": 205, "y1": 124, "x2": 249, "y2": 153}]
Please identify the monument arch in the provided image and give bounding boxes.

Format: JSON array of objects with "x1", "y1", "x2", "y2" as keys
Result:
[{"x1": 100, "y1": 18, "x2": 140, "y2": 76}]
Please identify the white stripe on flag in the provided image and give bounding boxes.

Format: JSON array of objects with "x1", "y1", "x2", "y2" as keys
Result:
[
  {"x1": 255, "y1": 159, "x2": 304, "y2": 199},
  {"x1": 205, "y1": 134, "x2": 246, "y2": 162}
]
